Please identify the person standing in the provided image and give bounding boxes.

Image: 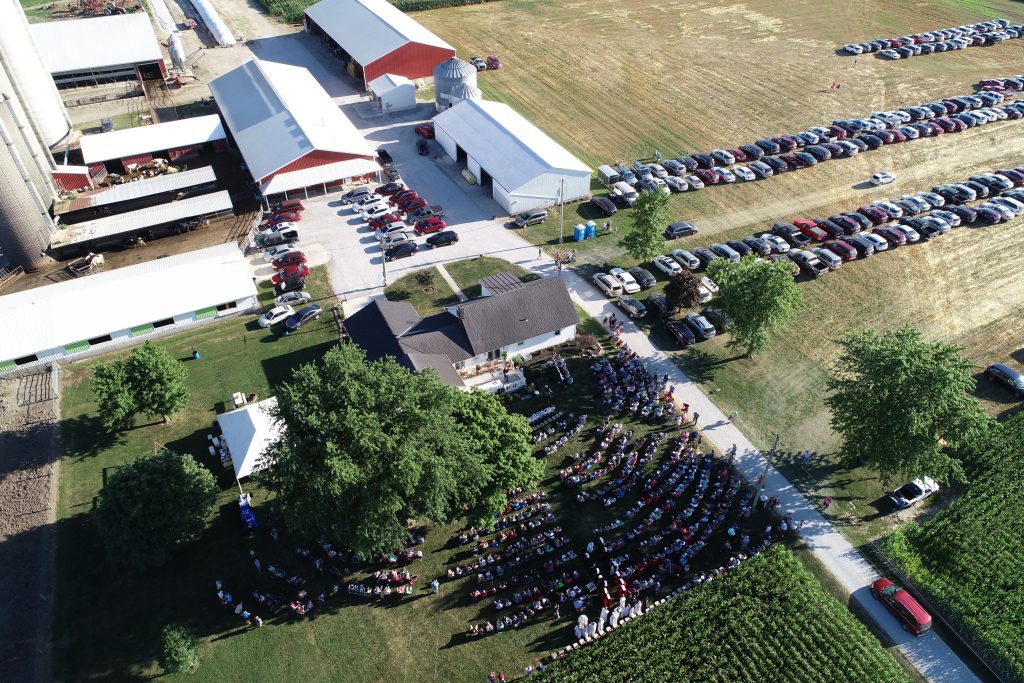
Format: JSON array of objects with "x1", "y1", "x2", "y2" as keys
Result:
[{"x1": 431, "y1": 578, "x2": 440, "y2": 594}]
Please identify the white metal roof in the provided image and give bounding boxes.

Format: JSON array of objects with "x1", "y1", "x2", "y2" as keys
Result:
[
  {"x1": 209, "y1": 59, "x2": 376, "y2": 183},
  {"x1": 368, "y1": 73, "x2": 414, "y2": 96},
  {"x1": 80, "y1": 115, "x2": 226, "y2": 164},
  {"x1": 304, "y1": 0, "x2": 453, "y2": 66},
  {"x1": 51, "y1": 190, "x2": 232, "y2": 247},
  {"x1": 434, "y1": 99, "x2": 591, "y2": 193},
  {"x1": 56, "y1": 166, "x2": 217, "y2": 214},
  {"x1": 0, "y1": 243, "x2": 257, "y2": 362},
  {"x1": 30, "y1": 14, "x2": 163, "y2": 74},
  {"x1": 217, "y1": 398, "x2": 281, "y2": 479},
  {"x1": 261, "y1": 157, "x2": 381, "y2": 195}
]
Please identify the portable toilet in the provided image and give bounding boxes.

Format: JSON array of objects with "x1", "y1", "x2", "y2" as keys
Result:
[
  {"x1": 573, "y1": 224, "x2": 586, "y2": 241},
  {"x1": 585, "y1": 221, "x2": 597, "y2": 238}
]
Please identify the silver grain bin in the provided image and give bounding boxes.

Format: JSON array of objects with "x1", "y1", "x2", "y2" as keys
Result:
[{"x1": 433, "y1": 57, "x2": 477, "y2": 112}]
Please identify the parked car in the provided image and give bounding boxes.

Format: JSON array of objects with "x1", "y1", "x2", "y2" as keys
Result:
[
  {"x1": 341, "y1": 187, "x2": 375, "y2": 204},
  {"x1": 263, "y1": 245, "x2": 299, "y2": 262},
  {"x1": 272, "y1": 252, "x2": 307, "y2": 269},
  {"x1": 702, "y1": 306, "x2": 733, "y2": 332},
  {"x1": 772, "y1": 222, "x2": 810, "y2": 247},
  {"x1": 709, "y1": 243, "x2": 741, "y2": 263},
  {"x1": 284, "y1": 304, "x2": 323, "y2": 332},
  {"x1": 733, "y1": 166, "x2": 756, "y2": 182},
  {"x1": 741, "y1": 235, "x2": 772, "y2": 256},
  {"x1": 389, "y1": 189, "x2": 419, "y2": 205},
  {"x1": 273, "y1": 276, "x2": 306, "y2": 297},
  {"x1": 646, "y1": 293, "x2": 674, "y2": 318},
  {"x1": 256, "y1": 229, "x2": 299, "y2": 248},
  {"x1": 789, "y1": 249, "x2": 828, "y2": 276},
  {"x1": 514, "y1": 209, "x2": 547, "y2": 227},
  {"x1": 408, "y1": 205, "x2": 445, "y2": 222},
  {"x1": 375, "y1": 223, "x2": 407, "y2": 240},
  {"x1": 669, "y1": 249, "x2": 700, "y2": 271},
  {"x1": 664, "y1": 221, "x2": 698, "y2": 239},
  {"x1": 810, "y1": 247, "x2": 843, "y2": 270},
  {"x1": 369, "y1": 213, "x2": 402, "y2": 229},
  {"x1": 651, "y1": 255, "x2": 683, "y2": 277},
  {"x1": 414, "y1": 124, "x2": 435, "y2": 138},
  {"x1": 871, "y1": 578, "x2": 932, "y2": 636},
  {"x1": 270, "y1": 198, "x2": 304, "y2": 213},
  {"x1": 609, "y1": 267, "x2": 641, "y2": 294},
  {"x1": 275, "y1": 290, "x2": 312, "y2": 307},
  {"x1": 267, "y1": 213, "x2": 297, "y2": 227},
  {"x1": 414, "y1": 217, "x2": 447, "y2": 235},
  {"x1": 425, "y1": 231, "x2": 459, "y2": 248},
  {"x1": 665, "y1": 320, "x2": 696, "y2": 348},
  {"x1": 361, "y1": 204, "x2": 392, "y2": 221},
  {"x1": 384, "y1": 241, "x2": 418, "y2": 261},
  {"x1": 842, "y1": 234, "x2": 875, "y2": 257},
  {"x1": 683, "y1": 312, "x2": 716, "y2": 340},
  {"x1": 726, "y1": 239, "x2": 752, "y2": 257},
  {"x1": 861, "y1": 232, "x2": 890, "y2": 252},
  {"x1": 985, "y1": 363, "x2": 1024, "y2": 397},
  {"x1": 760, "y1": 233, "x2": 790, "y2": 253},
  {"x1": 258, "y1": 305, "x2": 294, "y2": 328},
  {"x1": 351, "y1": 193, "x2": 384, "y2": 210},
  {"x1": 416, "y1": 139, "x2": 430, "y2": 155},
  {"x1": 889, "y1": 477, "x2": 939, "y2": 509},
  {"x1": 617, "y1": 296, "x2": 647, "y2": 319},
  {"x1": 398, "y1": 197, "x2": 428, "y2": 212},
  {"x1": 629, "y1": 267, "x2": 657, "y2": 289},
  {"x1": 592, "y1": 272, "x2": 624, "y2": 297},
  {"x1": 591, "y1": 195, "x2": 618, "y2": 216},
  {"x1": 692, "y1": 247, "x2": 722, "y2": 268},
  {"x1": 377, "y1": 182, "x2": 405, "y2": 196}
]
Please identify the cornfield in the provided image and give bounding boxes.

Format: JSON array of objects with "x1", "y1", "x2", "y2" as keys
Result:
[{"x1": 258, "y1": 0, "x2": 499, "y2": 25}]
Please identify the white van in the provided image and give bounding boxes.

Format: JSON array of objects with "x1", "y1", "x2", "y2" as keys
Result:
[
  {"x1": 598, "y1": 165, "x2": 621, "y2": 188},
  {"x1": 613, "y1": 181, "x2": 638, "y2": 207}
]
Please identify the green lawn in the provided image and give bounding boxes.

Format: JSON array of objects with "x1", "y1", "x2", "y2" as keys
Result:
[
  {"x1": 444, "y1": 256, "x2": 537, "y2": 299},
  {"x1": 53, "y1": 291, "x2": 780, "y2": 681},
  {"x1": 383, "y1": 267, "x2": 459, "y2": 317}
]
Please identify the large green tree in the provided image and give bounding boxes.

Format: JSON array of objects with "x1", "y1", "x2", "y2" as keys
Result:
[
  {"x1": 825, "y1": 326, "x2": 989, "y2": 484},
  {"x1": 124, "y1": 341, "x2": 189, "y2": 422},
  {"x1": 706, "y1": 256, "x2": 803, "y2": 356},
  {"x1": 93, "y1": 360, "x2": 137, "y2": 431},
  {"x1": 664, "y1": 271, "x2": 703, "y2": 312},
  {"x1": 262, "y1": 344, "x2": 543, "y2": 556},
  {"x1": 619, "y1": 189, "x2": 668, "y2": 262},
  {"x1": 91, "y1": 341, "x2": 190, "y2": 429},
  {"x1": 94, "y1": 451, "x2": 217, "y2": 569}
]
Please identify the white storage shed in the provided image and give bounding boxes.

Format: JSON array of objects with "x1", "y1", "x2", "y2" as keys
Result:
[
  {"x1": 432, "y1": 99, "x2": 591, "y2": 215},
  {"x1": 368, "y1": 74, "x2": 416, "y2": 113}
]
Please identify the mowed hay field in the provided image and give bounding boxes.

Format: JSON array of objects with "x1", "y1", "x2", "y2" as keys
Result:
[{"x1": 419, "y1": 0, "x2": 1024, "y2": 457}]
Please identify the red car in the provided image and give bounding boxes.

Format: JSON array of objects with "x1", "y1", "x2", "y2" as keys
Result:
[
  {"x1": 414, "y1": 216, "x2": 447, "y2": 235},
  {"x1": 272, "y1": 252, "x2": 306, "y2": 269},
  {"x1": 389, "y1": 190, "x2": 419, "y2": 205},
  {"x1": 415, "y1": 124, "x2": 435, "y2": 139},
  {"x1": 856, "y1": 206, "x2": 889, "y2": 225},
  {"x1": 272, "y1": 264, "x2": 310, "y2": 284},
  {"x1": 792, "y1": 218, "x2": 827, "y2": 240},
  {"x1": 369, "y1": 213, "x2": 401, "y2": 229},
  {"x1": 823, "y1": 239, "x2": 857, "y2": 261},
  {"x1": 871, "y1": 578, "x2": 931, "y2": 636},
  {"x1": 694, "y1": 168, "x2": 721, "y2": 185},
  {"x1": 398, "y1": 197, "x2": 427, "y2": 212},
  {"x1": 728, "y1": 147, "x2": 747, "y2": 162},
  {"x1": 269, "y1": 210, "x2": 302, "y2": 224}
]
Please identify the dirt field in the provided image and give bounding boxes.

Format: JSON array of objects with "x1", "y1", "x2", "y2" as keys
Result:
[
  {"x1": 0, "y1": 370, "x2": 61, "y2": 683},
  {"x1": 420, "y1": 0, "x2": 1024, "y2": 453}
]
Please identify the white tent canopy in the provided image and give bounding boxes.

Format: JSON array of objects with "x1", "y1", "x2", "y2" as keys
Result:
[{"x1": 216, "y1": 397, "x2": 282, "y2": 479}]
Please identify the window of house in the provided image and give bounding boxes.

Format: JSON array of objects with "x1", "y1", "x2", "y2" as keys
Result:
[
  {"x1": 554, "y1": 329, "x2": 562, "y2": 336},
  {"x1": 487, "y1": 349, "x2": 501, "y2": 360}
]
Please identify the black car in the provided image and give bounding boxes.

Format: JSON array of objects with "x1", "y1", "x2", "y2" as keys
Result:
[
  {"x1": 416, "y1": 139, "x2": 430, "y2": 155},
  {"x1": 629, "y1": 267, "x2": 657, "y2": 289},
  {"x1": 762, "y1": 156, "x2": 788, "y2": 174},
  {"x1": 754, "y1": 139, "x2": 781, "y2": 155},
  {"x1": 285, "y1": 304, "x2": 323, "y2": 332},
  {"x1": 841, "y1": 211, "x2": 873, "y2": 231},
  {"x1": 814, "y1": 217, "x2": 845, "y2": 238},
  {"x1": 426, "y1": 230, "x2": 459, "y2": 248},
  {"x1": 377, "y1": 182, "x2": 405, "y2": 195},
  {"x1": 691, "y1": 247, "x2": 721, "y2": 268},
  {"x1": 691, "y1": 152, "x2": 715, "y2": 169},
  {"x1": 771, "y1": 222, "x2": 810, "y2": 247},
  {"x1": 841, "y1": 234, "x2": 874, "y2": 257},
  {"x1": 961, "y1": 180, "x2": 989, "y2": 198},
  {"x1": 664, "y1": 221, "x2": 698, "y2": 239},
  {"x1": 257, "y1": 229, "x2": 300, "y2": 248},
  {"x1": 409, "y1": 205, "x2": 445, "y2": 221},
  {"x1": 377, "y1": 148, "x2": 394, "y2": 165},
  {"x1": 665, "y1": 320, "x2": 695, "y2": 348},
  {"x1": 646, "y1": 293, "x2": 674, "y2": 318},
  {"x1": 859, "y1": 134, "x2": 883, "y2": 149},
  {"x1": 741, "y1": 235, "x2": 772, "y2": 256},
  {"x1": 274, "y1": 276, "x2": 306, "y2": 297},
  {"x1": 794, "y1": 151, "x2": 818, "y2": 166},
  {"x1": 675, "y1": 156, "x2": 698, "y2": 171},
  {"x1": 805, "y1": 145, "x2": 831, "y2": 161},
  {"x1": 945, "y1": 205, "x2": 977, "y2": 223},
  {"x1": 591, "y1": 196, "x2": 618, "y2": 217},
  {"x1": 384, "y1": 241, "x2": 418, "y2": 261},
  {"x1": 985, "y1": 363, "x2": 1024, "y2": 397},
  {"x1": 974, "y1": 206, "x2": 1003, "y2": 225},
  {"x1": 739, "y1": 144, "x2": 764, "y2": 160},
  {"x1": 725, "y1": 239, "x2": 752, "y2": 257}
]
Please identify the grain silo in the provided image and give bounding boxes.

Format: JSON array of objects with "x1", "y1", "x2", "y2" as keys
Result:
[
  {"x1": 449, "y1": 82, "x2": 482, "y2": 107},
  {"x1": 433, "y1": 57, "x2": 477, "y2": 112},
  {"x1": 0, "y1": 0, "x2": 72, "y2": 148}
]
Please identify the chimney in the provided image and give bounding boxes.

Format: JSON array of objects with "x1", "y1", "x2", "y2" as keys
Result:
[{"x1": 457, "y1": 305, "x2": 465, "y2": 322}]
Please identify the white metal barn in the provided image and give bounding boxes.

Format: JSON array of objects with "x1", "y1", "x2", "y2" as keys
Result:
[
  {"x1": 432, "y1": 99, "x2": 591, "y2": 215},
  {"x1": 368, "y1": 73, "x2": 416, "y2": 113},
  {"x1": 0, "y1": 243, "x2": 258, "y2": 374}
]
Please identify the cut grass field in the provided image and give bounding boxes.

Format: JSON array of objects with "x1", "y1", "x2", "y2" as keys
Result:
[
  {"x1": 421, "y1": 0, "x2": 1024, "y2": 542},
  {"x1": 384, "y1": 256, "x2": 537, "y2": 315}
]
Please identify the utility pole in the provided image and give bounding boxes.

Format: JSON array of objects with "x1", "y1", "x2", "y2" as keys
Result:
[
  {"x1": 761, "y1": 432, "x2": 781, "y2": 490},
  {"x1": 382, "y1": 246, "x2": 388, "y2": 287},
  {"x1": 557, "y1": 178, "x2": 565, "y2": 244}
]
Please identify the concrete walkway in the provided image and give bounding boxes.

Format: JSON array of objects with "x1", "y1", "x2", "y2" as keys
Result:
[
  {"x1": 435, "y1": 264, "x2": 468, "y2": 302},
  {"x1": 537, "y1": 263, "x2": 981, "y2": 683}
]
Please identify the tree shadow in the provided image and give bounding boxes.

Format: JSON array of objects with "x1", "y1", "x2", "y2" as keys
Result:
[{"x1": 61, "y1": 414, "x2": 123, "y2": 461}]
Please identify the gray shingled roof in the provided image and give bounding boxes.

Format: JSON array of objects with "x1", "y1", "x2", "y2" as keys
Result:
[
  {"x1": 479, "y1": 271, "x2": 526, "y2": 295},
  {"x1": 398, "y1": 314, "x2": 473, "y2": 362},
  {"x1": 458, "y1": 277, "x2": 578, "y2": 355},
  {"x1": 343, "y1": 299, "x2": 419, "y2": 363},
  {"x1": 404, "y1": 352, "x2": 465, "y2": 387}
]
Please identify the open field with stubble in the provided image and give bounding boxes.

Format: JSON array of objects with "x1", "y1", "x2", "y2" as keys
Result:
[{"x1": 419, "y1": 0, "x2": 1024, "y2": 540}]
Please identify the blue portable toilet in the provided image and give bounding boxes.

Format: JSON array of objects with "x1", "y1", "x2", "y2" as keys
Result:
[
  {"x1": 585, "y1": 221, "x2": 597, "y2": 238},
  {"x1": 574, "y1": 224, "x2": 586, "y2": 241}
]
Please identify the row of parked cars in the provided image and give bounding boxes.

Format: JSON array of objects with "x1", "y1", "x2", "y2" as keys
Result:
[
  {"x1": 598, "y1": 79, "x2": 1024, "y2": 200},
  {"x1": 340, "y1": 183, "x2": 459, "y2": 262},
  {"x1": 658, "y1": 166, "x2": 1024, "y2": 281},
  {"x1": 841, "y1": 19, "x2": 1015, "y2": 57}
]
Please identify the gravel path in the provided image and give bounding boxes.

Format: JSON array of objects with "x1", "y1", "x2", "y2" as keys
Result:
[{"x1": 0, "y1": 369, "x2": 62, "y2": 683}]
